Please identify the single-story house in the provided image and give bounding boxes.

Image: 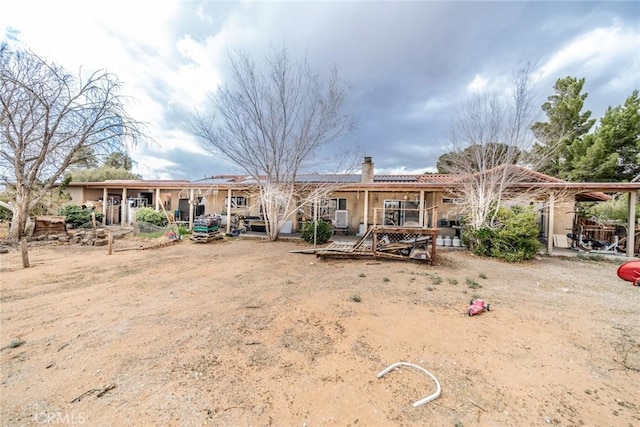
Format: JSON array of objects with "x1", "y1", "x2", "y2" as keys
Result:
[{"x1": 62, "y1": 157, "x2": 640, "y2": 257}]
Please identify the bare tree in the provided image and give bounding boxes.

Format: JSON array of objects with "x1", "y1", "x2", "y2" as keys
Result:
[
  {"x1": 440, "y1": 65, "x2": 549, "y2": 247},
  {"x1": 0, "y1": 46, "x2": 144, "y2": 267},
  {"x1": 190, "y1": 47, "x2": 354, "y2": 240}
]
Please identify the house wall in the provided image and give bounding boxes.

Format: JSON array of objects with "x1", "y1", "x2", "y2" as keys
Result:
[
  {"x1": 316, "y1": 190, "x2": 449, "y2": 233},
  {"x1": 324, "y1": 191, "x2": 363, "y2": 228},
  {"x1": 64, "y1": 187, "x2": 85, "y2": 206},
  {"x1": 530, "y1": 197, "x2": 575, "y2": 247},
  {"x1": 84, "y1": 189, "x2": 104, "y2": 203},
  {"x1": 201, "y1": 191, "x2": 260, "y2": 218},
  {"x1": 61, "y1": 184, "x2": 582, "y2": 245},
  {"x1": 553, "y1": 199, "x2": 576, "y2": 246}
]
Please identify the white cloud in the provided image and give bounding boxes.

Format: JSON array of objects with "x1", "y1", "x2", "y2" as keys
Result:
[
  {"x1": 537, "y1": 23, "x2": 639, "y2": 83},
  {"x1": 132, "y1": 154, "x2": 180, "y2": 181},
  {"x1": 149, "y1": 129, "x2": 207, "y2": 155},
  {"x1": 467, "y1": 74, "x2": 489, "y2": 92},
  {"x1": 2, "y1": 1, "x2": 230, "y2": 159},
  {"x1": 3, "y1": 2, "x2": 638, "y2": 179},
  {"x1": 377, "y1": 166, "x2": 436, "y2": 175}
]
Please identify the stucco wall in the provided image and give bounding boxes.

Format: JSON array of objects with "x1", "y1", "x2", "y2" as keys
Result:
[
  {"x1": 64, "y1": 187, "x2": 85, "y2": 206},
  {"x1": 553, "y1": 200, "x2": 575, "y2": 244}
]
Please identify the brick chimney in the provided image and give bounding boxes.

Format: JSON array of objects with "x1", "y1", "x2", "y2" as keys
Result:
[{"x1": 361, "y1": 156, "x2": 374, "y2": 183}]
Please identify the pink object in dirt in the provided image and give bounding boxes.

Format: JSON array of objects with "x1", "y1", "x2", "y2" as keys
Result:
[{"x1": 468, "y1": 298, "x2": 491, "y2": 316}]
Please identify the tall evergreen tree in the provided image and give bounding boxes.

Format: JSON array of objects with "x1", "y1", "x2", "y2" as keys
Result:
[
  {"x1": 531, "y1": 76, "x2": 595, "y2": 178},
  {"x1": 103, "y1": 151, "x2": 135, "y2": 171},
  {"x1": 436, "y1": 143, "x2": 520, "y2": 173},
  {"x1": 570, "y1": 90, "x2": 640, "y2": 182},
  {"x1": 65, "y1": 152, "x2": 140, "y2": 181}
]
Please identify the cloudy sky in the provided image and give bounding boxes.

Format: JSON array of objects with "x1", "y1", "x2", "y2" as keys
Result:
[{"x1": 3, "y1": 1, "x2": 639, "y2": 180}]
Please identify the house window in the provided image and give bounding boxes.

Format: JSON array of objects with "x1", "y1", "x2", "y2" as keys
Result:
[
  {"x1": 224, "y1": 196, "x2": 248, "y2": 208},
  {"x1": 383, "y1": 200, "x2": 421, "y2": 226},
  {"x1": 318, "y1": 198, "x2": 347, "y2": 221}
]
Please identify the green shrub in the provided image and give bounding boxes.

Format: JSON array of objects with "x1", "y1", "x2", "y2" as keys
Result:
[
  {"x1": 467, "y1": 205, "x2": 540, "y2": 262},
  {"x1": 466, "y1": 277, "x2": 481, "y2": 289},
  {"x1": 177, "y1": 225, "x2": 191, "y2": 235},
  {"x1": 582, "y1": 198, "x2": 640, "y2": 223},
  {"x1": 301, "y1": 220, "x2": 332, "y2": 244},
  {"x1": 0, "y1": 205, "x2": 11, "y2": 222},
  {"x1": 491, "y1": 206, "x2": 540, "y2": 261},
  {"x1": 468, "y1": 225, "x2": 494, "y2": 257},
  {"x1": 135, "y1": 207, "x2": 167, "y2": 227},
  {"x1": 0, "y1": 194, "x2": 12, "y2": 221},
  {"x1": 58, "y1": 204, "x2": 103, "y2": 228}
]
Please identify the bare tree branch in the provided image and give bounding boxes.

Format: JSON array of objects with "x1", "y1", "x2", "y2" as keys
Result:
[
  {"x1": 442, "y1": 64, "x2": 555, "y2": 247},
  {"x1": 1, "y1": 47, "x2": 147, "y2": 267},
  {"x1": 190, "y1": 46, "x2": 355, "y2": 240}
]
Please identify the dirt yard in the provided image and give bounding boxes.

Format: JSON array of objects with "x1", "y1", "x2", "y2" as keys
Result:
[{"x1": 1, "y1": 234, "x2": 639, "y2": 426}]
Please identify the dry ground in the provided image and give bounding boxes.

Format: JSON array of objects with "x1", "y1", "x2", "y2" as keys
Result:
[{"x1": 1, "y1": 234, "x2": 639, "y2": 427}]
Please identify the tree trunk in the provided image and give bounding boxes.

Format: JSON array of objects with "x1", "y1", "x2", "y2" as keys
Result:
[
  {"x1": 264, "y1": 211, "x2": 280, "y2": 241},
  {"x1": 8, "y1": 212, "x2": 20, "y2": 240},
  {"x1": 7, "y1": 202, "x2": 33, "y2": 240},
  {"x1": 267, "y1": 229, "x2": 280, "y2": 241},
  {"x1": 11, "y1": 199, "x2": 32, "y2": 268},
  {"x1": 20, "y1": 236, "x2": 30, "y2": 268}
]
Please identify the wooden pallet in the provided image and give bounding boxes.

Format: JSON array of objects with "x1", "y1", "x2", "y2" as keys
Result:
[
  {"x1": 190, "y1": 232, "x2": 223, "y2": 243},
  {"x1": 313, "y1": 226, "x2": 437, "y2": 264}
]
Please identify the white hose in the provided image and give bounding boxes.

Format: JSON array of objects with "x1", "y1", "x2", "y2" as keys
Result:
[{"x1": 377, "y1": 362, "x2": 442, "y2": 407}]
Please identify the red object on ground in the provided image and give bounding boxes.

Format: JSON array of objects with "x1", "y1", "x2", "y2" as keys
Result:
[
  {"x1": 468, "y1": 299, "x2": 491, "y2": 316},
  {"x1": 617, "y1": 260, "x2": 640, "y2": 286}
]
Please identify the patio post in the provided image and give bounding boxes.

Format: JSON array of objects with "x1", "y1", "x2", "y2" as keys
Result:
[
  {"x1": 627, "y1": 191, "x2": 637, "y2": 258},
  {"x1": 189, "y1": 188, "x2": 195, "y2": 231},
  {"x1": 363, "y1": 190, "x2": 369, "y2": 232},
  {"x1": 102, "y1": 188, "x2": 108, "y2": 225},
  {"x1": 419, "y1": 190, "x2": 425, "y2": 227},
  {"x1": 121, "y1": 188, "x2": 127, "y2": 226},
  {"x1": 226, "y1": 188, "x2": 232, "y2": 235},
  {"x1": 547, "y1": 192, "x2": 555, "y2": 255},
  {"x1": 155, "y1": 188, "x2": 161, "y2": 211}
]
